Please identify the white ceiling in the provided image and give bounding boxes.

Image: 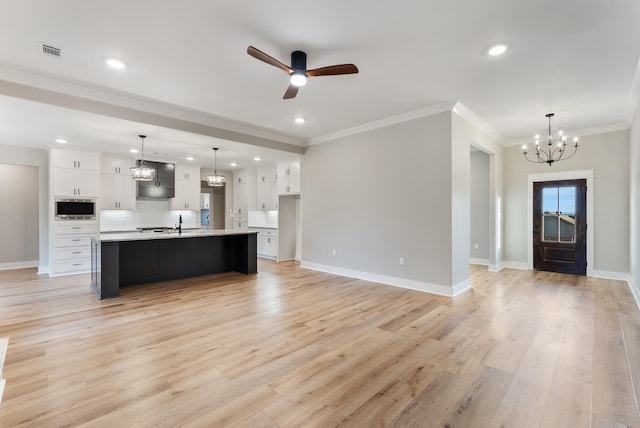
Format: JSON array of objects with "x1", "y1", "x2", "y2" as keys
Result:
[{"x1": 0, "y1": 0, "x2": 638, "y2": 167}]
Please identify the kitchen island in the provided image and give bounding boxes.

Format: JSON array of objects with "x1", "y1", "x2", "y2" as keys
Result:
[{"x1": 91, "y1": 229, "x2": 257, "y2": 299}]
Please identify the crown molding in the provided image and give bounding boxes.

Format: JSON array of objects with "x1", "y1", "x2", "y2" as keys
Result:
[
  {"x1": 452, "y1": 102, "x2": 506, "y2": 143},
  {"x1": 308, "y1": 101, "x2": 457, "y2": 146},
  {"x1": 505, "y1": 122, "x2": 630, "y2": 147}
]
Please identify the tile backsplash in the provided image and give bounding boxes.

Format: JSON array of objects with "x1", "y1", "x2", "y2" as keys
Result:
[{"x1": 100, "y1": 199, "x2": 198, "y2": 231}]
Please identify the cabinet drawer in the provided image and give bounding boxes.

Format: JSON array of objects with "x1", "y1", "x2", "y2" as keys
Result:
[
  {"x1": 52, "y1": 258, "x2": 92, "y2": 274},
  {"x1": 261, "y1": 229, "x2": 278, "y2": 237},
  {"x1": 235, "y1": 221, "x2": 248, "y2": 231},
  {"x1": 53, "y1": 223, "x2": 99, "y2": 235},
  {"x1": 54, "y1": 246, "x2": 92, "y2": 260},
  {"x1": 53, "y1": 235, "x2": 94, "y2": 248},
  {"x1": 234, "y1": 213, "x2": 248, "y2": 222}
]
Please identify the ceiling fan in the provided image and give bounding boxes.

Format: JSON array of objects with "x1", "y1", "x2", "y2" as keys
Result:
[{"x1": 247, "y1": 46, "x2": 359, "y2": 99}]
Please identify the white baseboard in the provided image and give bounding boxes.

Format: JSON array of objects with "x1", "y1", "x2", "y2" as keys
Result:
[
  {"x1": 0, "y1": 261, "x2": 38, "y2": 271},
  {"x1": 300, "y1": 261, "x2": 469, "y2": 297},
  {"x1": 488, "y1": 263, "x2": 504, "y2": 272},
  {"x1": 501, "y1": 261, "x2": 529, "y2": 270},
  {"x1": 470, "y1": 258, "x2": 490, "y2": 266},
  {"x1": 38, "y1": 265, "x2": 49, "y2": 275},
  {"x1": 590, "y1": 269, "x2": 631, "y2": 281},
  {"x1": 629, "y1": 276, "x2": 640, "y2": 311}
]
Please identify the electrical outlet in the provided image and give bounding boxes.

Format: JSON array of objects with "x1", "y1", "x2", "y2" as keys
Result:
[
  {"x1": 332, "y1": 249, "x2": 336, "y2": 256},
  {"x1": 474, "y1": 243, "x2": 479, "y2": 250},
  {"x1": 399, "y1": 257, "x2": 405, "y2": 266}
]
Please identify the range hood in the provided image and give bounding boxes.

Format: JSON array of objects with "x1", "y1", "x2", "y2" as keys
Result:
[{"x1": 136, "y1": 161, "x2": 175, "y2": 199}]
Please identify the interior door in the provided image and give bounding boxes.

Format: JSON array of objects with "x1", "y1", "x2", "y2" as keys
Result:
[{"x1": 533, "y1": 179, "x2": 587, "y2": 275}]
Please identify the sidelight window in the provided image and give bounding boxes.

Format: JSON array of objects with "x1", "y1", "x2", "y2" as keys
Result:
[{"x1": 542, "y1": 186, "x2": 576, "y2": 242}]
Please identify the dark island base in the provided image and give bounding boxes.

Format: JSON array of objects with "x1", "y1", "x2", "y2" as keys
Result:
[{"x1": 91, "y1": 233, "x2": 257, "y2": 299}]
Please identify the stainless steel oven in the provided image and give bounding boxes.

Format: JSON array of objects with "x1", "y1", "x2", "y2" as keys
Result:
[{"x1": 55, "y1": 198, "x2": 96, "y2": 220}]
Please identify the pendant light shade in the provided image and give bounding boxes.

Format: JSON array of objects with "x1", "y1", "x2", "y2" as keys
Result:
[
  {"x1": 206, "y1": 147, "x2": 225, "y2": 187},
  {"x1": 130, "y1": 135, "x2": 156, "y2": 181}
]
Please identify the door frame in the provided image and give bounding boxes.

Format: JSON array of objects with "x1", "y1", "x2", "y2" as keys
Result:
[{"x1": 527, "y1": 169, "x2": 594, "y2": 276}]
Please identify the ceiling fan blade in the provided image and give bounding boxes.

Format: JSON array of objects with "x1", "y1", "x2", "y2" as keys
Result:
[
  {"x1": 283, "y1": 84, "x2": 299, "y2": 99},
  {"x1": 247, "y1": 46, "x2": 292, "y2": 75},
  {"x1": 306, "y1": 64, "x2": 359, "y2": 77}
]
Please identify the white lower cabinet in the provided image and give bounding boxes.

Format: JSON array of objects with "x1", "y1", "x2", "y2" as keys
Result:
[
  {"x1": 50, "y1": 221, "x2": 98, "y2": 276},
  {"x1": 252, "y1": 228, "x2": 278, "y2": 259}
]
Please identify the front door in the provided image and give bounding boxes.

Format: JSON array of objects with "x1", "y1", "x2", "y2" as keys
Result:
[{"x1": 533, "y1": 179, "x2": 587, "y2": 275}]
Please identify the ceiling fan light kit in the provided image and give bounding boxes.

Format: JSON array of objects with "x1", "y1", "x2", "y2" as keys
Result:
[{"x1": 247, "y1": 46, "x2": 358, "y2": 99}]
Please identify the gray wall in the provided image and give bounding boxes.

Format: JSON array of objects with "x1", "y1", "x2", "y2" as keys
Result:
[
  {"x1": 470, "y1": 150, "x2": 490, "y2": 260},
  {"x1": 503, "y1": 129, "x2": 630, "y2": 274},
  {"x1": 0, "y1": 164, "x2": 39, "y2": 266},
  {"x1": 0, "y1": 145, "x2": 49, "y2": 270},
  {"x1": 301, "y1": 112, "x2": 456, "y2": 290}
]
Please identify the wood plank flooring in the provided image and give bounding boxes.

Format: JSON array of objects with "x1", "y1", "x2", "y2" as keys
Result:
[{"x1": 0, "y1": 261, "x2": 639, "y2": 427}]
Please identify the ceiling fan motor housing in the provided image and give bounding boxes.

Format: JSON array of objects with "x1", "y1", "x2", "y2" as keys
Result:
[{"x1": 291, "y1": 51, "x2": 307, "y2": 71}]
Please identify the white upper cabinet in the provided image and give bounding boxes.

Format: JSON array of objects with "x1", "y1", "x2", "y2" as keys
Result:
[
  {"x1": 171, "y1": 164, "x2": 201, "y2": 210},
  {"x1": 99, "y1": 155, "x2": 136, "y2": 210},
  {"x1": 100, "y1": 156, "x2": 133, "y2": 175},
  {"x1": 175, "y1": 164, "x2": 201, "y2": 181},
  {"x1": 233, "y1": 169, "x2": 256, "y2": 214},
  {"x1": 256, "y1": 167, "x2": 278, "y2": 210},
  {"x1": 257, "y1": 167, "x2": 277, "y2": 183},
  {"x1": 277, "y1": 161, "x2": 301, "y2": 195},
  {"x1": 52, "y1": 149, "x2": 99, "y2": 171},
  {"x1": 51, "y1": 150, "x2": 100, "y2": 197}
]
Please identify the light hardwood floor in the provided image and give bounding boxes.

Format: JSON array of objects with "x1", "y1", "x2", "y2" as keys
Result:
[{"x1": 0, "y1": 261, "x2": 639, "y2": 427}]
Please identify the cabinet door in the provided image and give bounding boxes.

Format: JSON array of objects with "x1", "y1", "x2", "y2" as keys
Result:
[
  {"x1": 233, "y1": 182, "x2": 248, "y2": 214},
  {"x1": 52, "y1": 168, "x2": 78, "y2": 196},
  {"x1": 52, "y1": 150, "x2": 99, "y2": 171},
  {"x1": 100, "y1": 173, "x2": 118, "y2": 209},
  {"x1": 76, "y1": 171, "x2": 99, "y2": 197},
  {"x1": 172, "y1": 179, "x2": 200, "y2": 210},
  {"x1": 117, "y1": 175, "x2": 136, "y2": 210},
  {"x1": 175, "y1": 164, "x2": 200, "y2": 181},
  {"x1": 101, "y1": 156, "x2": 132, "y2": 175}
]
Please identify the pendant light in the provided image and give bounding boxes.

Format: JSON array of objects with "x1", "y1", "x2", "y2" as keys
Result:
[
  {"x1": 206, "y1": 147, "x2": 225, "y2": 187},
  {"x1": 130, "y1": 135, "x2": 155, "y2": 181}
]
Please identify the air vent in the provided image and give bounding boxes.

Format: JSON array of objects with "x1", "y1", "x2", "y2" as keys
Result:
[{"x1": 40, "y1": 43, "x2": 61, "y2": 58}]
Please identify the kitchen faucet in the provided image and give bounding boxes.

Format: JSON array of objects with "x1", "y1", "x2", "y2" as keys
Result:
[{"x1": 177, "y1": 214, "x2": 183, "y2": 234}]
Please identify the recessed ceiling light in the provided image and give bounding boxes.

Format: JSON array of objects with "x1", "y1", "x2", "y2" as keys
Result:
[
  {"x1": 186, "y1": 156, "x2": 194, "y2": 161},
  {"x1": 253, "y1": 157, "x2": 261, "y2": 161},
  {"x1": 129, "y1": 148, "x2": 138, "y2": 153},
  {"x1": 294, "y1": 117, "x2": 305, "y2": 124},
  {"x1": 487, "y1": 44, "x2": 508, "y2": 56},
  {"x1": 55, "y1": 138, "x2": 67, "y2": 144},
  {"x1": 230, "y1": 162, "x2": 237, "y2": 167},
  {"x1": 106, "y1": 58, "x2": 126, "y2": 69}
]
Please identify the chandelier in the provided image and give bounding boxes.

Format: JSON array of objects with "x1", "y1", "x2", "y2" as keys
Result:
[
  {"x1": 130, "y1": 135, "x2": 156, "y2": 181},
  {"x1": 206, "y1": 147, "x2": 225, "y2": 187},
  {"x1": 522, "y1": 113, "x2": 579, "y2": 166}
]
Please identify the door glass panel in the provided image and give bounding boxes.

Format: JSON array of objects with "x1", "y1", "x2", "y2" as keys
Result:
[{"x1": 542, "y1": 186, "x2": 576, "y2": 242}]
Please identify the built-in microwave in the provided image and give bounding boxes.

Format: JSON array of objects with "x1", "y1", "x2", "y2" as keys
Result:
[{"x1": 55, "y1": 198, "x2": 96, "y2": 220}]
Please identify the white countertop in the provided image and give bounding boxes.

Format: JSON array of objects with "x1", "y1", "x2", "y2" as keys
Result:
[{"x1": 99, "y1": 229, "x2": 257, "y2": 242}]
